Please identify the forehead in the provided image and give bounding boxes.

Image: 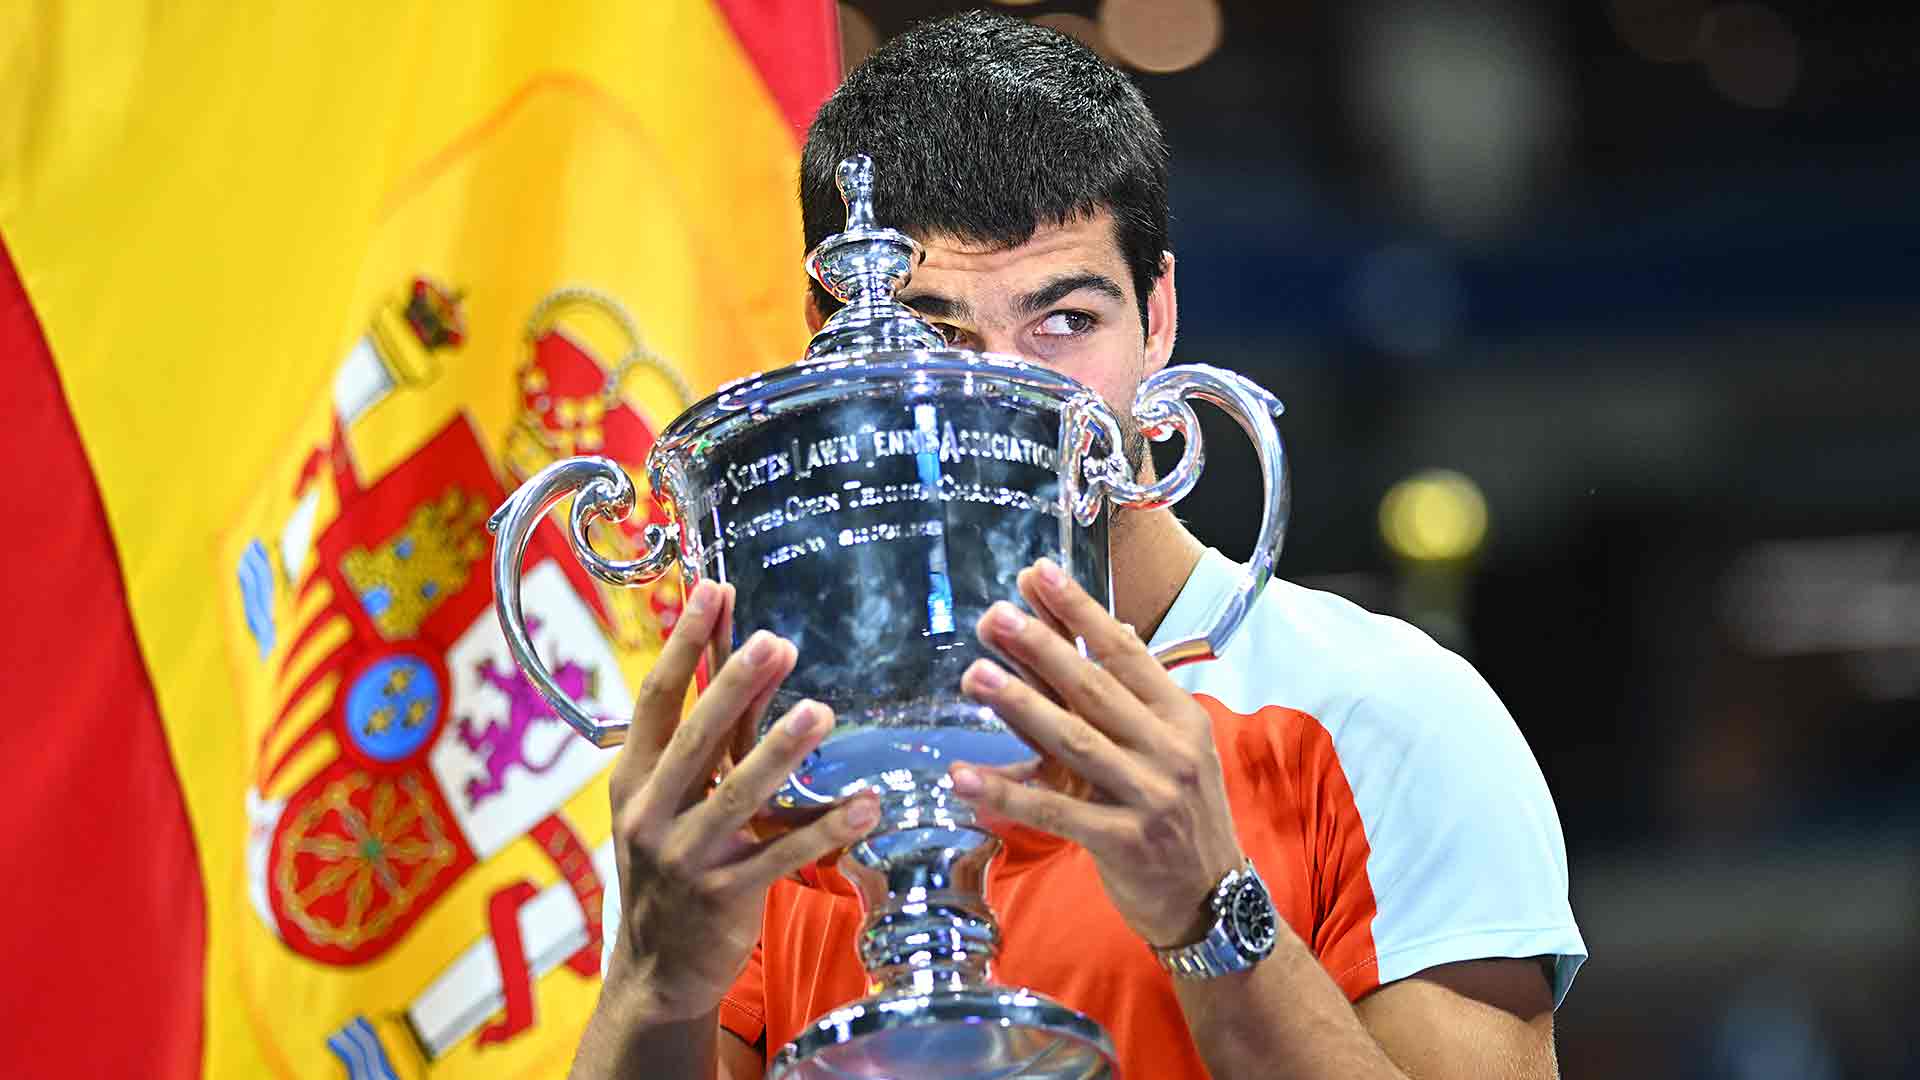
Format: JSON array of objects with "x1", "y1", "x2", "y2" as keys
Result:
[{"x1": 908, "y1": 209, "x2": 1131, "y2": 310}]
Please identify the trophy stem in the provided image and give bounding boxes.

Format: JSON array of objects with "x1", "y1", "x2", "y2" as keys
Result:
[
  {"x1": 841, "y1": 788, "x2": 1002, "y2": 996},
  {"x1": 770, "y1": 775, "x2": 1117, "y2": 1079}
]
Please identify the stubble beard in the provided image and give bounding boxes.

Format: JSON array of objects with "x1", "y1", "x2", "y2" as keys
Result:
[{"x1": 1106, "y1": 380, "x2": 1153, "y2": 546}]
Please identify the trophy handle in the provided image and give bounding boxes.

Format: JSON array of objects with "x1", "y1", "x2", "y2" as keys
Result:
[
  {"x1": 1062, "y1": 366, "x2": 1289, "y2": 670},
  {"x1": 486, "y1": 455, "x2": 679, "y2": 747}
]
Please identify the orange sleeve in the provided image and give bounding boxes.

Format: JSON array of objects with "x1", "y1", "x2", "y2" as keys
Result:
[
  {"x1": 717, "y1": 939, "x2": 768, "y2": 1054},
  {"x1": 1298, "y1": 717, "x2": 1384, "y2": 1001}
]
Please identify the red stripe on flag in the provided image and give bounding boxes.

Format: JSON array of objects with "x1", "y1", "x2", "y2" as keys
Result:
[
  {"x1": 712, "y1": 0, "x2": 844, "y2": 140},
  {"x1": 0, "y1": 238, "x2": 206, "y2": 1078}
]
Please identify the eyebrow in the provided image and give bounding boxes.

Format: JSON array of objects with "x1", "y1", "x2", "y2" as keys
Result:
[
  {"x1": 899, "y1": 271, "x2": 1128, "y2": 324},
  {"x1": 1016, "y1": 272, "x2": 1127, "y2": 316},
  {"x1": 897, "y1": 291, "x2": 971, "y2": 320}
]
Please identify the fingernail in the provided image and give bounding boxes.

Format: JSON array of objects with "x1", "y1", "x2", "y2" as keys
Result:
[
  {"x1": 746, "y1": 631, "x2": 778, "y2": 667},
  {"x1": 968, "y1": 659, "x2": 1008, "y2": 691},
  {"x1": 845, "y1": 797, "x2": 879, "y2": 830},
  {"x1": 951, "y1": 765, "x2": 984, "y2": 797},
  {"x1": 1036, "y1": 558, "x2": 1068, "y2": 592},
  {"x1": 991, "y1": 603, "x2": 1026, "y2": 634},
  {"x1": 785, "y1": 700, "x2": 829, "y2": 738}
]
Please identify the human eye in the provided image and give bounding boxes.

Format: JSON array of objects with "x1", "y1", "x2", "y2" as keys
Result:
[
  {"x1": 1035, "y1": 311, "x2": 1096, "y2": 337},
  {"x1": 928, "y1": 321, "x2": 980, "y2": 350}
]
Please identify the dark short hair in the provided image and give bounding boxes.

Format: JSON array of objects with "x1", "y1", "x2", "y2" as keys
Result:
[{"x1": 801, "y1": 10, "x2": 1170, "y2": 335}]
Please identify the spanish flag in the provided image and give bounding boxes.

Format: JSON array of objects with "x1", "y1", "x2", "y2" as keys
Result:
[{"x1": 0, "y1": 4, "x2": 837, "y2": 1076}]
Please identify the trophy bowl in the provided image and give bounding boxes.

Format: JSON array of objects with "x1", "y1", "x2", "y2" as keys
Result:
[{"x1": 488, "y1": 156, "x2": 1288, "y2": 1079}]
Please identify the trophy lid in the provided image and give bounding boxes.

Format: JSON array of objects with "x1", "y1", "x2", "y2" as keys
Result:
[
  {"x1": 649, "y1": 155, "x2": 1094, "y2": 459},
  {"x1": 801, "y1": 154, "x2": 948, "y2": 360}
]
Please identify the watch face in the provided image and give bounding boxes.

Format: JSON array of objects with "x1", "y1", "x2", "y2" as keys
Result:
[{"x1": 1229, "y1": 875, "x2": 1279, "y2": 957}]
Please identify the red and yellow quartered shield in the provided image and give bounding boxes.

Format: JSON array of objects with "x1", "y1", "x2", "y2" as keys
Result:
[{"x1": 0, "y1": 4, "x2": 837, "y2": 1077}]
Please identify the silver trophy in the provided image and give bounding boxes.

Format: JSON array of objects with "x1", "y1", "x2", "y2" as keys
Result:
[{"x1": 489, "y1": 155, "x2": 1289, "y2": 1079}]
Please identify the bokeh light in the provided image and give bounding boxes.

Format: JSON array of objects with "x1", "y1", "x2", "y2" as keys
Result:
[
  {"x1": 1380, "y1": 470, "x2": 1490, "y2": 563},
  {"x1": 1098, "y1": 0, "x2": 1224, "y2": 74},
  {"x1": 838, "y1": 2, "x2": 878, "y2": 75},
  {"x1": 1698, "y1": 3, "x2": 1800, "y2": 108},
  {"x1": 1029, "y1": 13, "x2": 1121, "y2": 66},
  {"x1": 1608, "y1": 0, "x2": 1710, "y2": 62}
]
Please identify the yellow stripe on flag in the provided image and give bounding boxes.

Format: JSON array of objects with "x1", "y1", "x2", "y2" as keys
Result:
[{"x1": 0, "y1": 2, "x2": 827, "y2": 1075}]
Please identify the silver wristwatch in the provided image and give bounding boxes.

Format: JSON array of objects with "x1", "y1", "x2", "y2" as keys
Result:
[{"x1": 1153, "y1": 859, "x2": 1279, "y2": 979}]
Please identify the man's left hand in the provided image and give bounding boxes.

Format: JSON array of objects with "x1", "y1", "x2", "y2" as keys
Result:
[{"x1": 950, "y1": 557, "x2": 1246, "y2": 949}]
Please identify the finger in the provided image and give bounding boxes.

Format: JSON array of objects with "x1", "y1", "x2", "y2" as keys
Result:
[
  {"x1": 961, "y1": 655, "x2": 1158, "y2": 804},
  {"x1": 1022, "y1": 585, "x2": 1072, "y2": 643},
  {"x1": 1013, "y1": 598, "x2": 1075, "y2": 701},
  {"x1": 723, "y1": 793, "x2": 881, "y2": 896},
  {"x1": 987, "y1": 588, "x2": 1069, "y2": 698},
  {"x1": 961, "y1": 757, "x2": 1081, "y2": 791},
  {"x1": 969, "y1": 758, "x2": 1043, "y2": 785},
  {"x1": 712, "y1": 590, "x2": 763, "y2": 766},
  {"x1": 611, "y1": 579, "x2": 728, "y2": 803},
  {"x1": 642, "y1": 630, "x2": 796, "y2": 827},
  {"x1": 688, "y1": 699, "x2": 834, "y2": 838},
  {"x1": 672, "y1": 581, "x2": 755, "y2": 768},
  {"x1": 976, "y1": 599, "x2": 1165, "y2": 753},
  {"x1": 705, "y1": 582, "x2": 738, "y2": 688},
  {"x1": 949, "y1": 763, "x2": 1128, "y2": 853},
  {"x1": 1021, "y1": 559, "x2": 1187, "y2": 713},
  {"x1": 980, "y1": 757, "x2": 1091, "y2": 799},
  {"x1": 1015, "y1": 754, "x2": 1097, "y2": 801},
  {"x1": 952, "y1": 758, "x2": 1090, "y2": 830},
  {"x1": 726, "y1": 641, "x2": 784, "y2": 774},
  {"x1": 706, "y1": 647, "x2": 788, "y2": 808}
]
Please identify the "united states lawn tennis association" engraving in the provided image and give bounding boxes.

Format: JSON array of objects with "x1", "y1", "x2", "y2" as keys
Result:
[
  {"x1": 724, "y1": 422, "x2": 1060, "y2": 497},
  {"x1": 717, "y1": 421, "x2": 1066, "y2": 570}
]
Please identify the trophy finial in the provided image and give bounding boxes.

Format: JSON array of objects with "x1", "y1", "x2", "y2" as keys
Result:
[
  {"x1": 804, "y1": 154, "x2": 945, "y2": 359},
  {"x1": 837, "y1": 154, "x2": 878, "y2": 231}
]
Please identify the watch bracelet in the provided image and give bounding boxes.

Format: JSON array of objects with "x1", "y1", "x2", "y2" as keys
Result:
[{"x1": 1152, "y1": 858, "x2": 1261, "y2": 979}]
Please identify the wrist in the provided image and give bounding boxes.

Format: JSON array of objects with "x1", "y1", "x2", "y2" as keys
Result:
[
  {"x1": 574, "y1": 980, "x2": 721, "y2": 1080},
  {"x1": 1152, "y1": 858, "x2": 1279, "y2": 980},
  {"x1": 1150, "y1": 887, "x2": 1223, "y2": 950},
  {"x1": 1144, "y1": 850, "x2": 1248, "y2": 949},
  {"x1": 600, "y1": 954, "x2": 728, "y2": 1028}
]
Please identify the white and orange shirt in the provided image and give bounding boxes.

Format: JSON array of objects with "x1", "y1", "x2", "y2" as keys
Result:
[{"x1": 625, "y1": 548, "x2": 1587, "y2": 1071}]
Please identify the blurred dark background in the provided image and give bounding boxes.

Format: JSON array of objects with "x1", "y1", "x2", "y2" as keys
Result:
[{"x1": 843, "y1": 2, "x2": 1919, "y2": 1075}]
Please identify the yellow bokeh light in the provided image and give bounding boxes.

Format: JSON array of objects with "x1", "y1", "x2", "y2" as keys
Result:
[{"x1": 1380, "y1": 470, "x2": 1489, "y2": 562}]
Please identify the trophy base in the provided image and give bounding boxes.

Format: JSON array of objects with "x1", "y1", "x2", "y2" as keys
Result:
[{"x1": 768, "y1": 985, "x2": 1116, "y2": 1080}]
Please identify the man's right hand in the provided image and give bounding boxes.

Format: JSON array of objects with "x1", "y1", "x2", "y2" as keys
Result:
[{"x1": 601, "y1": 578, "x2": 880, "y2": 1024}]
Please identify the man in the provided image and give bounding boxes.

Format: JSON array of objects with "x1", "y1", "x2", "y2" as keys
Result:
[{"x1": 577, "y1": 11, "x2": 1584, "y2": 1078}]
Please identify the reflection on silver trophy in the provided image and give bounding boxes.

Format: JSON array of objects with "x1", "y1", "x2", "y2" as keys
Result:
[{"x1": 489, "y1": 155, "x2": 1290, "y2": 1079}]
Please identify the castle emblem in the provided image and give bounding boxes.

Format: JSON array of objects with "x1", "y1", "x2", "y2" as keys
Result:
[{"x1": 340, "y1": 489, "x2": 489, "y2": 640}]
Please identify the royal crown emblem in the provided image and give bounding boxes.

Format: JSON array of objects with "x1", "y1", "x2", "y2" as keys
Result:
[{"x1": 504, "y1": 288, "x2": 694, "y2": 650}]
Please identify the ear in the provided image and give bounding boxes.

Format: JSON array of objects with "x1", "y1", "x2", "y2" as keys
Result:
[
  {"x1": 805, "y1": 289, "x2": 827, "y2": 334},
  {"x1": 1143, "y1": 251, "x2": 1177, "y2": 375}
]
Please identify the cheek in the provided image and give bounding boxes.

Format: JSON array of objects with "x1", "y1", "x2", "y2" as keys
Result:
[
  {"x1": 1037, "y1": 343, "x2": 1141, "y2": 413},
  {"x1": 1074, "y1": 371, "x2": 1142, "y2": 422}
]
